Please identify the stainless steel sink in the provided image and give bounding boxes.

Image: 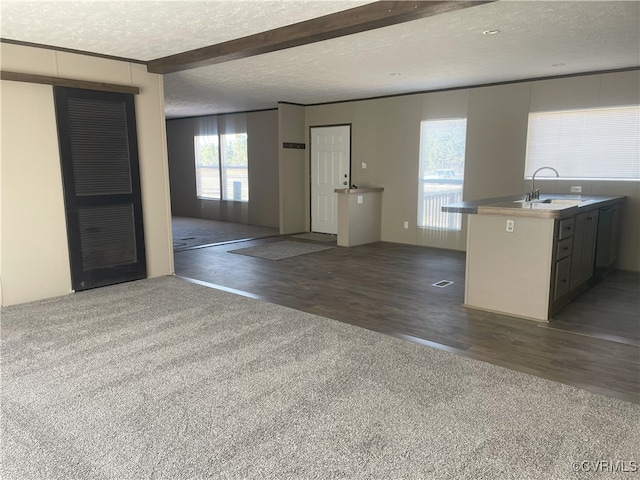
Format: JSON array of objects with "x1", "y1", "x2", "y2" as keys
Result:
[
  {"x1": 513, "y1": 197, "x2": 582, "y2": 207},
  {"x1": 537, "y1": 198, "x2": 581, "y2": 206}
]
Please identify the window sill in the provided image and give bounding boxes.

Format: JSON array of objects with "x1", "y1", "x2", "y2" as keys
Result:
[{"x1": 197, "y1": 197, "x2": 248, "y2": 203}]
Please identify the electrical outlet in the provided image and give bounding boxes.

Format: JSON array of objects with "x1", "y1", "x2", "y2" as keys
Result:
[
  {"x1": 506, "y1": 219, "x2": 515, "y2": 233},
  {"x1": 357, "y1": 195, "x2": 363, "y2": 204},
  {"x1": 361, "y1": 162, "x2": 368, "y2": 169},
  {"x1": 571, "y1": 186, "x2": 582, "y2": 193},
  {"x1": 404, "y1": 221, "x2": 409, "y2": 229}
]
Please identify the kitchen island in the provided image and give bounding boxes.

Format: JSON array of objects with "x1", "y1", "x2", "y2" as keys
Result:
[{"x1": 444, "y1": 194, "x2": 625, "y2": 321}]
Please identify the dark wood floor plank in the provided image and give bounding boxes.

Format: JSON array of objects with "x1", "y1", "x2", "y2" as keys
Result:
[{"x1": 174, "y1": 235, "x2": 640, "y2": 403}]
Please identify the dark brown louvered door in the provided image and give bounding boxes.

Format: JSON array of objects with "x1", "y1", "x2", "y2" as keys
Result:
[{"x1": 54, "y1": 87, "x2": 146, "y2": 291}]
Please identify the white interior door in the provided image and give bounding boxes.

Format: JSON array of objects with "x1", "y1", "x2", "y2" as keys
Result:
[{"x1": 310, "y1": 125, "x2": 351, "y2": 234}]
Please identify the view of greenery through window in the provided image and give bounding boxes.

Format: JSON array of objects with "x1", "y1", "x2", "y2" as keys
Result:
[
  {"x1": 194, "y1": 133, "x2": 249, "y2": 202},
  {"x1": 418, "y1": 118, "x2": 466, "y2": 230}
]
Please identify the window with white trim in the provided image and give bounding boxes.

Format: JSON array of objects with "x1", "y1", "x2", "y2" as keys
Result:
[
  {"x1": 525, "y1": 105, "x2": 640, "y2": 180},
  {"x1": 195, "y1": 133, "x2": 249, "y2": 201},
  {"x1": 417, "y1": 118, "x2": 467, "y2": 231},
  {"x1": 195, "y1": 135, "x2": 221, "y2": 199}
]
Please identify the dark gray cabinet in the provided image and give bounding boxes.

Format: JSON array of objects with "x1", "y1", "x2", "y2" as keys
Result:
[
  {"x1": 550, "y1": 202, "x2": 624, "y2": 315},
  {"x1": 595, "y1": 205, "x2": 622, "y2": 269},
  {"x1": 554, "y1": 256, "x2": 572, "y2": 301},
  {"x1": 570, "y1": 209, "x2": 599, "y2": 291}
]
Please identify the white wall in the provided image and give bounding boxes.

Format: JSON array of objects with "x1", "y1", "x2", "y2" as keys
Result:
[
  {"x1": 303, "y1": 70, "x2": 640, "y2": 270},
  {"x1": 1, "y1": 81, "x2": 72, "y2": 305},
  {"x1": 278, "y1": 103, "x2": 306, "y2": 234},
  {"x1": 0, "y1": 44, "x2": 174, "y2": 306}
]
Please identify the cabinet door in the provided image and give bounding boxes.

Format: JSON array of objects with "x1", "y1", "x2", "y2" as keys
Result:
[
  {"x1": 558, "y1": 217, "x2": 575, "y2": 240},
  {"x1": 595, "y1": 205, "x2": 621, "y2": 268},
  {"x1": 570, "y1": 210, "x2": 599, "y2": 290},
  {"x1": 581, "y1": 209, "x2": 599, "y2": 281},
  {"x1": 556, "y1": 237, "x2": 573, "y2": 261},
  {"x1": 554, "y1": 256, "x2": 572, "y2": 300}
]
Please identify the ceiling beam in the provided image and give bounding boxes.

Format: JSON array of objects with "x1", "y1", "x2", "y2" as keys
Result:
[{"x1": 147, "y1": 1, "x2": 495, "y2": 74}]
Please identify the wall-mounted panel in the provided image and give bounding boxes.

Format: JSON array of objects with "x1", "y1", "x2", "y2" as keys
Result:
[
  {"x1": 0, "y1": 43, "x2": 57, "y2": 76},
  {"x1": 1, "y1": 81, "x2": 72, "y2": 305},
  {"x1": 278, "y1": 103, "x2": 306, "y2": 234},
  {"x1": 465, "y1": 83, "x2": 530, "y2": 201},
  {"x1": 131, "y1": 64, "x2": 174, "y2": 277},
  {"x1": 248, "y1": 110, "x2": 279, "y2": 228},
  {"x1": 56, "y1": 52, "x2": 133, "y2": 85}
]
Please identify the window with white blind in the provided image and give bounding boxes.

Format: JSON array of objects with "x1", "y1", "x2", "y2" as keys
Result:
[
  {"x1": 195, "y1": 135, "x2": 221, "y2": 200},
  {"x1": 417, "y1": 118, "x2": 467, "y2": 231},
  {"x1": 525, "y1": 105, "x2": 640, "y2": 180}
]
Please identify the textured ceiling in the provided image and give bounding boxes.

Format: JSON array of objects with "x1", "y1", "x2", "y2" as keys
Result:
[
  {"x1": 2, "y1": 1, "x2": 639, "y2": 118},
  {"x1": 1, "y1": 1, "x2": 371, "y2": 60}
]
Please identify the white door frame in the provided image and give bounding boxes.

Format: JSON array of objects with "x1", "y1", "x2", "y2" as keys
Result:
[{"x1": 309, "y1": 124, "x2": 352, "y2": 234}]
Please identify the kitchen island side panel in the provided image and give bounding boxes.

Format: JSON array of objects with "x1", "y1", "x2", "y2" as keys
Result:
[{"x1": 465, "y1": 214, "x2": 555, "y2": 321}]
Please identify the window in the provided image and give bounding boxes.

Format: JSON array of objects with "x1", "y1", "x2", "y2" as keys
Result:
[
  {"x1": 220, "y1": 133, "x2": 249, "y2": 201},
  {"x1": 195, "y1": 135, "x2": 221, "y2": 199},
  {"x1": 195, "y1": 133, "x2": 249, "y2": 201},
  {"x1": 418, "y1": 118, "x2": 467, "y2": 230},
  {"x1": 525, "y1": 105, "x2": 640, "y2": 180}
]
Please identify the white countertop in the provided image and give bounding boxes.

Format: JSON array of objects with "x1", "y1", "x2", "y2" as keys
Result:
[{"x1": 444, "y1": 194, "x2": 625, "y2": 219}]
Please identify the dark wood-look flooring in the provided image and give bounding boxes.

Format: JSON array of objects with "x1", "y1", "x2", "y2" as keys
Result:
[
  {"x1": 172, "y1": 216, "x2": 279, "y2": 251},
  {"x1": 173, "y1": 227, "x2": 640, "y2": 404}
]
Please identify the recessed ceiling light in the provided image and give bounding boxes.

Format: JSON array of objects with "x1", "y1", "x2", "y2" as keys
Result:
[
  {"x1": 389, "y1": 73, "x2": 401, "y2": 76},
  {"x1": 482, "y1": 29, "x2": 500, "y2": 35}
]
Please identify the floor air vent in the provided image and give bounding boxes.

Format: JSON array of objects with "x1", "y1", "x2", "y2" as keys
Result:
[{"x1": 432, "y1": 280, "x2": 453, "y2": 288}]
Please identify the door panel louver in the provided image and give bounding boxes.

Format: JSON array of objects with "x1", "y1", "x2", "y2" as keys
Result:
[
  {"x1": 67, "y1": 98, "x2": 132, "y2": 196},
  {"x1": 78, "y1": 205, "x2": 137, "y2": 270}
]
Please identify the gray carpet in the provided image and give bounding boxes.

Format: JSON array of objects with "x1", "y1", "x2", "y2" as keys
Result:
[
  {"x1": 229, "y1": 240, "x2": 334, "y2": 260},
  {"x1": 172, "y1": 217, "x2": 279, "y2": 251},
  {"x1": 2, "y1": 276, "x2": 639, "y2": 480}
]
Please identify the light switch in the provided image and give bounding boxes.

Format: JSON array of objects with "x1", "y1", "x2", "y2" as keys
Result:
[
  {"x1": 362, "y1": 162, "x2": 368, "y2": 169},
  {"x1": 357, "y1": 195, "x2": 363, "y2": 204}
]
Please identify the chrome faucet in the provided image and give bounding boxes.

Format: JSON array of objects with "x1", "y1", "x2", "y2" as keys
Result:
[{"x1": 525, "y1": 166, "x2": 559, "y2": 201}]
